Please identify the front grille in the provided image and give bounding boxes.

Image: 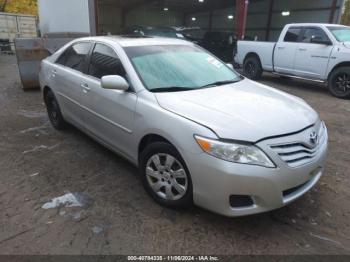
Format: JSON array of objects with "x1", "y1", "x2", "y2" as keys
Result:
[{"x1": 270, "y1": 124, "x2": 326, "y2": 168}]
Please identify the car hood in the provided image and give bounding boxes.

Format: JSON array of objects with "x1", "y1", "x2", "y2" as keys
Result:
[{"x1": 155, "y1": 79, "x2": 318, "y2": 142}]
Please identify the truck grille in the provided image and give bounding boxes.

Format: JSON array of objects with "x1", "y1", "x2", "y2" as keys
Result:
[{"x1": 270, "y1": 124, "x2": 327, "y2": 168}]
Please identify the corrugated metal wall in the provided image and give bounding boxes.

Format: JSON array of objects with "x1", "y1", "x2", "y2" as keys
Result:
[
  {"x1": 96, "y1": 0, "x2": 344, "y2": 40},
  {"x1": 246, "y1": 0, "x2": 344, "y2": 41}
]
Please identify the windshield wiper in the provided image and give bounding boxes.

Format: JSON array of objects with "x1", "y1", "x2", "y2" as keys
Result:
[
  {"x1": 151, "y1": 86, "x2": 196, "y2": 93},
  {"x1": 200, "y1": 79, "x2": 241, "y2": 88}
]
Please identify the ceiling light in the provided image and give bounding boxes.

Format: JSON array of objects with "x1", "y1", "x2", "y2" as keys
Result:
[
  {"x1": 192, "y1": 17, "x2": 196, "y2": 21},
  {"x1": 281, "y1": 11, "x2": 290, "y2": 16},
  {"x1": 228, "y1": 15, "x2": 234, "y2": 19},
  {"x1": 164, "y1": 7, "x2": 168, "y2": 11},
  {"x1": 199, "y1": 0, "x2": 204, "y2": 2}
]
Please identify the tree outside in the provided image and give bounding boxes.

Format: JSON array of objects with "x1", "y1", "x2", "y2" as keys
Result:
[
  {"x1": 0, "y1": 0, "x2": 37, "y2": 16},
  {"x1": 342, "y1": 0, "x2": 350, "y2": 25}
]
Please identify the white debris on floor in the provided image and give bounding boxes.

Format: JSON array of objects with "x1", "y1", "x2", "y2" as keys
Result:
[
  {"x1": 42, "y1": 192, "x2": 91, "y2": 209},
  {"x1": 23, "y1": 144, "x2": 60, "y2": 154},
  {"x1": 309, "y1": 232, "x2": 344, "y2": 248},
  {"x1": 19, "y1": 122, "x2": 50, "y2": 134},
  {"x1": 92, "y1": 226, "x2": 104, "y2": 235},
  {"x1": 17, "y1": 110, "x2": 47, "y2": 119}
]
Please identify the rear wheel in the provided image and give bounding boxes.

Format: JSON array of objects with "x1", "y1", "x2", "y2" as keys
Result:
[
  {"x1": 44, "y1": 90, "x2": 68, "y2": 130},
  {"x1": 139, "y1": 142, "x2": 193, "y2": 208},
  {"x1": 328, "y1": 67, "x2": 350, "y2": 99},
  {"x1": 243, "y1": 56, "x2": 263, "y2": 80}
]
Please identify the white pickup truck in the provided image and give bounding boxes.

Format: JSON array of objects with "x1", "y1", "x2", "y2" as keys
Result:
[{"x1": 235, "y1": 23, "x2": 350, "y2": 98}]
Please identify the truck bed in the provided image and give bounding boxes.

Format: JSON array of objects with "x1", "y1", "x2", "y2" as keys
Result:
[{"x1": 235, "y1": 41, "x2": 276, "y2": 71}]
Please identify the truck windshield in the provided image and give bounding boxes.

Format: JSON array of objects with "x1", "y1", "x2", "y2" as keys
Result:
[
  {"x1": 124, "y1": 45, "x2": 241, "y2": 92},
  {"x1": 327, "y1": 26, "x2": 350, "y2": 42}
]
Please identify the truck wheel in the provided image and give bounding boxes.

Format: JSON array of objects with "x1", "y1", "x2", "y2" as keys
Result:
[
  {"x1": 243, "y1": 56, "x2": 263, "y2": 80},
  {"x1": 328, "y1": 67, "x2": 350, "y2": 99}
]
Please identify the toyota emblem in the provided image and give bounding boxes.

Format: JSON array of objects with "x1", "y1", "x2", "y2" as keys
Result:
[{"x1": 309, "y1": 131, "x2": 318, "y2": 145}]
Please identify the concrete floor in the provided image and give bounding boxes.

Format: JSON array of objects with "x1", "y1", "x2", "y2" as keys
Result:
[{"x1": 0, "y1": 54, "x2": 350, "y2": 255}]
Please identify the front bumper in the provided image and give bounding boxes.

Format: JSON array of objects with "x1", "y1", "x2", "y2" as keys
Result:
[{"x1": 184, "y1": 124, "x2": 328, "y2": 217}]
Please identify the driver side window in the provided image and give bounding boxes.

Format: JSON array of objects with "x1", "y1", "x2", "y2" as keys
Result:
[
  {"x1": 301, "y1": 28, "x2": 329, "y2": 43},
  {"x1": 88, "y1": 43, "x2": 126, "y2": 79}
]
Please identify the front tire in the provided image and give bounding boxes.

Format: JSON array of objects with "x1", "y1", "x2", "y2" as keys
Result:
[
  {"x1": 328, "y1": 67, "x2": 350, "y2": 99},
  {"x1": 44, "y1": 90, "x2": 68, "y2": 130},
  {"x1": 243, "y1": 56, "x2": 263, "y2": 80},
  {"x1": 139, "y1": 142, "x2": 193, "y2": 208}
]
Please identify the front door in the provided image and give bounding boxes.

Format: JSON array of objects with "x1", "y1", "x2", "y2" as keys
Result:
[
  {"x1": 81, "y1": 43, "x2": 137, "y2": 157},
  {"x1": 294, "y1": 27, "x2": 334, "y2": 80}
]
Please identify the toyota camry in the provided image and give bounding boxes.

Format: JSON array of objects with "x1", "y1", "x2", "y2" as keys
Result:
[{"x1": 39, "y1": 36, "x2": 328, "y2": 216}]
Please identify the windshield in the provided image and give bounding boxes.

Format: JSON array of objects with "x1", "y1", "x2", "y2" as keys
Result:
[
  {"x1": 124, "y1": 45, "x2": 241, "y2": 92},
  {"x1": 327, "y1": 26, "x2": 350, "y2": 42}
]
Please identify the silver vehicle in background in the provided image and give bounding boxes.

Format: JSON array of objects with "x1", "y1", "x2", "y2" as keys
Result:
[{"x1": 39, "y1": 36, "x2": 328, "y2": 217}]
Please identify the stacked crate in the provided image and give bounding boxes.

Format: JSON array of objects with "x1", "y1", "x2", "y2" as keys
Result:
[{"x1": 0, "y1": 12, "x2": 37, "y2": 53}]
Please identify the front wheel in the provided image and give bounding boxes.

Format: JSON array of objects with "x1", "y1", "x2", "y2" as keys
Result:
[
  {"x1": 243, "y1": 56, "x2": 263, "y2": 80},
  {"x1": 328, "y1": 67, "x2": 350, "y2": 99},
  {"x1": 139, "y1": 142, "x2": 193, "y2": 208}
]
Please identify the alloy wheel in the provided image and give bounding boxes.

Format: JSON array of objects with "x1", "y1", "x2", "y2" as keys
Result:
[
  {"x1": 245, "y1": 61, "x2": 256, "y2": 77},
  {"x1": 145, "y1": 153, "x2": 188, "y2": 201},
  {"x1": 335, "y1": 73, "x2": 350, "y2": 94}
]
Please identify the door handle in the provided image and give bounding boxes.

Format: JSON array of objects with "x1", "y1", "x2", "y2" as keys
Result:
[
  {"x1": 277, "y1": 46, "x2": 285, "y2": 50},
  {"x1": 51, "y1": 69, "x2": 58, "y2": 77},
  {"x1": 81, "y1": 83, "x2": 90, "y2": 93},
  {"x1": 298, "y1": 48, "x2": 307, "y2": 51}
]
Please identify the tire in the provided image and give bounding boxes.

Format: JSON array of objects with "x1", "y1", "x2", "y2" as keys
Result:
[
  {"x1": 243, "y1": 56, "x2": 263, "y2": 80},
  {"x1": 139, "y1": 142, "x2": 193, "y2": 208},
  {"x1": 44, "y1": 89, "x2": 68, "y2": 130},
  {"x1": 328, "y1": 67, "x2": 350, "y2": 99}
]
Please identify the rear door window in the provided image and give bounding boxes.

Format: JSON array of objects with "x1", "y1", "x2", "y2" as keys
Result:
[
  {"x1": 284, "y1": 28, "x2": 302, "y2": 42},
  {"x1": 56, "y1": 42, "x2": 92, "y2": 73},
  {"x1": 87, "y1": 43, "x2": 126, "y2": 79}
]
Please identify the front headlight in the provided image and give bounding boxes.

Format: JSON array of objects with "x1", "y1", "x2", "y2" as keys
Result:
[{"x1": 195, "y1": 135, "x2": 275, "y2": 168}]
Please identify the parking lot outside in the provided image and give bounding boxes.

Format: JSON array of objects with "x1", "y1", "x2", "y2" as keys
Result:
[{"x1": 0, "y1": 54, "x2": 349, "y2": 255}]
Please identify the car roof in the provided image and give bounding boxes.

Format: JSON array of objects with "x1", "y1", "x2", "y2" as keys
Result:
[{"x1": 76, "y1": 35, "x2": 193, "y2": 47}]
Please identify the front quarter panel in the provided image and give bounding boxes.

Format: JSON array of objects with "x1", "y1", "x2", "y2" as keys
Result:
[
  {"x1": 326, "y1": 45, "x2": 350, "y2": 78},
  {"x1": 132, "y1": 90, "x2": 217, "y2": 163}
]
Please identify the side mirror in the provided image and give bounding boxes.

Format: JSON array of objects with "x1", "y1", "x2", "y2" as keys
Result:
[
  {"x1": 101, "y1": 75, "x2": 129, "y2": 91},
  {"x1": 310, "y1": 36, "x2": 332, "y2": 45},
  {"x1": 226, "y1": 63, "x2": 234, "y2": 70}
]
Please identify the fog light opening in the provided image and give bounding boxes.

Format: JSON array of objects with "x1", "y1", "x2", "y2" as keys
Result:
[{"x1": 229, "y1": 195, "x2": 254, "y2": 208}]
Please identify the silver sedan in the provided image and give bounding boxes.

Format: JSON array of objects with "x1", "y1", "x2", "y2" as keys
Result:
[{"x1": 39, "y1": 36, "x2": 328, "y2": 217}]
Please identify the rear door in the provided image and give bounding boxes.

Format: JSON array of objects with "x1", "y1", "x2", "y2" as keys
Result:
[
  {"x1": 293, "y1": 27, "x2": 334, "y2": 80},
  {"x1": 81, "y1": 43, "x2": 137, "y2": 156},
  {"x1": 52, "y1": 42, "x2": 93, "y2": 128},
  {"x1": 274, "y1": 27, "x2": 302, "y2": 74}
]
